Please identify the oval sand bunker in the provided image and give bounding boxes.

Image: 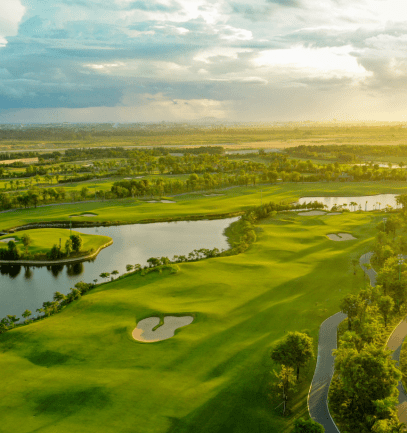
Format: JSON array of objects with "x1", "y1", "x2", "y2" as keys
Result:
[
  {"x1": 327, "y1": 233, "x2": 356, "y2": 241},
  {"x1": 298, "y1": 211, "x2": 326, "y2": 216},
  {"x1": 132, "y1": 316, "x2": 194, "y2": 342}
]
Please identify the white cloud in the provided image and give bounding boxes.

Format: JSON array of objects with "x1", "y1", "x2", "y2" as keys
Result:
[
  {"x1": 0, "y1": 0, "x2": 26, "y2": 46},
  {"x1": 194, "y1": 47, "x2": 253, "y2": 64},
  {"x1": 253, "y1": 45, "x2": 370, "y2": 80}
]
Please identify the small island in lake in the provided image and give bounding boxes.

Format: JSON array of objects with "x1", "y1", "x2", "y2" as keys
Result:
[{"x1": 0, "y1": 229, "x2": 112, "y2": 264}]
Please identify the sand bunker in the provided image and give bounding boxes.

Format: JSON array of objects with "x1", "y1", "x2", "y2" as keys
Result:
[
  {"x1": 69, "y1": 213, "x2": 97, "y2": 217},
  {"x1": 146, "y1": 200, "x2": 176, "y2": 203},
  {"x1": 0, "y1": 237, "x2": 16, "y2": 243},
  {"x1": 298, "y1": 211, "x2": 326, "y2": 216},
  {"x1": 327, "y1": 233, "x2": 356, "y2": 241},
  {"x1": 132, "y1": 316, "x2": 194, "y2": 342}
]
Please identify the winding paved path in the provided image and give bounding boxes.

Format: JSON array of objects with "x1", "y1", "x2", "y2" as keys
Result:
[
  {"x1": 308, "y1": 252, "x2": 407, "y2": 430},
  {"x1": 308, "y1": 312, "x2": 346, "y2": 432},
  {"x1": 387, "y1": 319, "x2": 407, "y2": 423}
]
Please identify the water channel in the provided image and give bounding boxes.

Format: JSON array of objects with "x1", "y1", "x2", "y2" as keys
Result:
[
  {"x1": 0, "y1": 217, "x2": 238, "y2": 319},
  {"x1": 298, "y1": 194, "x2": 401, "y2": 211}
]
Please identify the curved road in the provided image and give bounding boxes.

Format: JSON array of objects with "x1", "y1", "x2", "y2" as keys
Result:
[
  {"x1": 308, "y1": 252, "x2": 407, "y2": 430},
  {"x1": 308, "y1": 312, "x2": 346, "y2": 432}
]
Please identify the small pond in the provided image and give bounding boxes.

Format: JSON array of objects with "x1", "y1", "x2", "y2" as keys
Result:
[
  {"x1": 0, "y1": 217, "x2": 238, "y2": 320},
  {"x1": 298, "y1": 194, "x2": 401, "y2": 211}
]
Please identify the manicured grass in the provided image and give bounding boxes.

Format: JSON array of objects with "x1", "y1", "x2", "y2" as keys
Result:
[
  {"x1": 0, "y1": 211, "x2": 378, "y2": 432},
  {"x1": 0, "y1": 181, "x2": 406, "y2": 230},
  {"x1": 0, "y1": 228, "x2": 111, "y2": 258}
]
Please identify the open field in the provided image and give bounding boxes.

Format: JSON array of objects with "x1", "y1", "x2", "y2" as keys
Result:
[
  {"x1": 0, "y1": 228, "x2": 111, "y2": 258},
  {"x1": 0, "y1": 210, "x2": 378, "y2": 433},
  {"x1": 0, "y1": 181, "x2": 406, "y2": 230},
  {"x1": 2, "y1": 125, "x2": 407, "y2": 151}
]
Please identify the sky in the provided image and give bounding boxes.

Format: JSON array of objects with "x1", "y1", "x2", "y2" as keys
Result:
[{"x1": 1, "y1": 0, "x2": 407, "y2": 123}]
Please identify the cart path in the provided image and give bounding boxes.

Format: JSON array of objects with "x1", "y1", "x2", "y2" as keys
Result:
[
  {"x1": 308, "y1": 312, "x2": 346, "y2": 433},
  {"x1": 308, "y1": 252, "x2": 406, "y2": 431},
  {"x1": 387, "y1": 319, "x2": 407, "y2": 423}
]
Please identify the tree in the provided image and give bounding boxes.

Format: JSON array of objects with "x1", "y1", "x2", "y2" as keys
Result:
[
  {"x1": 378, "y1": 296, "x2": 395, "y2": 327},
  {"x1": 331, "y1": 345, "x2": 401, "y2": 432},
  {"x1": 100, "y1": 272, "x2": 110, "y2": 282},
  {"x1": 6, "y1": 315, "x2": 19, "y2": 328},
  {"x1": 340, "y1": 294, "x2": 359, "y2": 330},
  {"x1": 53, "y1": 291, "x2": 66, "y2": 303},
  {"x1": 274, "y1": 365, "x2": 296, "y2": 415},
  {"x1": 21, "y1": 233, "x2": 32, "y2": 254},
  {"x1": 70, "y1": 234, "x2": 83, "y2": 253},
  {"x1": 271, "y1": 332, "x2": 314, "y2": 380},
  {"x1": 68, "y1": 287, "x2": 81, "y2": 302},
  {"x1": 111, "y1": 270, "x2": 119, "y2": 279},
  {"x1": 372, "y1": 418, "x2": 405, "y2": 433},
  {"x1": 126, "y1": 264, "x2": 134, "y2": 272},
  {"x1": 80, "y1": 186, "x2": 89, "y2": 199},
  {"x1": 292, "y1": 418, "x2": 325, "y2": 433},
  {"x1": 65, "y1": 238, "x2": 73, "y2": 257},
  {"x1": 48, "y1": 244, "x2": 62, "y2": 260},
  {"x1": 147, "y1": 257, "x2": 160, "y2": 267},
  {"x1": 22, "y1": 309, "x2": 31, "y2": 323}
]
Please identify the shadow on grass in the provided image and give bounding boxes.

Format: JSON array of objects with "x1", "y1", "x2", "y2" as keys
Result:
[
  {"x1": 26, "y1": 350, "x2": 71, "y2": 367},
  {"x1": 35, "y1": 386, "x2": 110, "y2": 416}
]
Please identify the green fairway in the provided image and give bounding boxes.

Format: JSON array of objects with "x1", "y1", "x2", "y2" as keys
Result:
[
  {"x1": 0, "y1": 210, "x2": 379, "y2": 432},
  {"x1": 0, "y1": 228, "x2": 111, "y2": 259},
  {"x1": 0, "y1": 181, "x2": 406, "y2": 230}
]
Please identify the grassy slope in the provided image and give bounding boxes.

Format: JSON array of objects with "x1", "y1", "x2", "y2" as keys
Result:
[
  {"x1": 0, "y1": 211, "x2": 378, "y2": 433},
  {"x1": 1, "y1": 181, "x2": 406, "y2": 230},
  {"x1": 0, "y1": 228, "x2": 111, "y2": 257}
]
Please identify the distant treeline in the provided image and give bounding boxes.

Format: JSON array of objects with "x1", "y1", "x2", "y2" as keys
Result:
[
  {"x1": 288, "y1": 144, "x2": 407, "y2": 161},
  {"x1": 0, "y1": 146, "x2": 224, "y2": 164}
]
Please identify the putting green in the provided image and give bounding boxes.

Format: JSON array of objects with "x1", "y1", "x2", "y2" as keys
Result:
[{"x1": 0, "y1": 211, "x2": 379, "y2": 433}]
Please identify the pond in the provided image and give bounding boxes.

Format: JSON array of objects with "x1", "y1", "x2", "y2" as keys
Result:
[
  {"x1": 298, "y1": 194, "x2": 401, "y2": 211},
  {"x1": 0, "y1": 217, "x2": 238, "y2": 320}
]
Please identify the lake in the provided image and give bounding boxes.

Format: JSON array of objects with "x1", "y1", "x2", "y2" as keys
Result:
[
  {"x1": 0, "y1": 217, "x2": 238, "y2": 320},
  {"x1": 298, "y1": 194, "x2": 401, "y2": 211}
]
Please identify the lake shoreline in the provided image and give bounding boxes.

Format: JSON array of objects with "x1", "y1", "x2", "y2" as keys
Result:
[{"x1": 5, "y1": 211, "x2": 244, "y2": 233}]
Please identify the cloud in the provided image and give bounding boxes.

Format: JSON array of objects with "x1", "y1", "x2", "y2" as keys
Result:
[
  {"x1": 3, "y1": 0, "x2": 407, "y2": 122},
  {"x1": 266, "y1": 0, "x2": 301, "y2": 6},
  {"x1": 0, "y1": 0, "x2": 26, "y2": 46},
  {"x1": 0, "y1": 93, "x2": 231, "y2": 122}
]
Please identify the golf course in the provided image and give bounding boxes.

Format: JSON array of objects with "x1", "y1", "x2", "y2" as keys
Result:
[{"x1": 0, "y1": 201, "x2": 380, "y2": 433}]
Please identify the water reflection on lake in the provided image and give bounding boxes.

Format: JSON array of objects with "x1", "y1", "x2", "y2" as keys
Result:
[
  {"x1": 298, "y1": 194, "x2": 401, "y2": 211},
  {"x1": 0, "y1": 217, "x2": 238, "y2": 319}
]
